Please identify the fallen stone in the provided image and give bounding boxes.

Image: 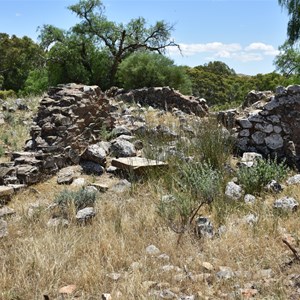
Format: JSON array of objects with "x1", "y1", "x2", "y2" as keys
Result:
[
  {"x1": 58, "y1": 285, "x2": 76, "y2": 295},
  {"x1": 71, "y1": 178, "x2": 86, "y2": 187},
  {"x1": 76, "y1": 207, "x2": 96, "y2": 223},
  {"x1": 101, "y1": 293, "x2": 112, "y2": 300},
  {"x1": 146, "y1": 244, "x2": 161, "y2": 255},
  {"x1": 201, "y1": 262, "x2": 214, "y2": 271},
  {"x1": 244, "y1": 194, "x2": 256, "y2": 204},
  {"x1": 287, "y1": 174, "x2": 300, "y2": 185},
  {"x1": 80, "y1": 144, "x2": 107, "y2": 166},
  {"x1": 240, "y1": 152, "x2": 262, "y2": 168},
  {"x1": 243, "y1": 213, "x2": 258, "y2": 225},
  {"x1": 111, "y1": 179, "x2": 131, "y2": 193},
  {"x1": 110, "y1": 139, "x2": 136, "y2": 157},
  {"x1": 111, "y1": 125, "x2": 132, "y2": 137},
  {"x1": 47, "y1": 218, "x2": 69, "y2": 228},
  {"x1": 196, "y1": 217, "x2": 214, "y2": 238},
  {"x1": 80, "y1": 161, "x2": 104, "y2": 175},
  {"x1": 89, "y1": 183, "x2": 109, "y2": 192},
  {"x1": 111, "y1": 157, "x2": 167, "y2": 175},
  {"x1": 225, "y1": 181, "x2": 243, "y2": 200},
  {"x1": 57, "y1": 166, "x2": 82, "y2": 184},
  {"x1": 273, "y1": 197, "x2": 299, "y2": 211},
  {"x1": 265, "y1": 180, "x2": 283, "y2": 193},
  {"x1": 217, "y1": 266, "x2": 235, "y2": 280}
]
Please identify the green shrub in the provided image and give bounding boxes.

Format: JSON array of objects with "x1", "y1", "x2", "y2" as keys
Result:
[
  {"x1": 21, "y1": 69, "x2": 49, "y2": 96},
  {"x1": 117, "y1": 51, "x2": 192, "y2": 95},
  {"x1": 237, "y1": 157, "x2": 289, "y2": 195},
  {"x1": 54, "y1": 188, "x2": 97, "y2": 212},
  {"x1": 158, "y1": 161, "x2": 222, "y2": 233}
]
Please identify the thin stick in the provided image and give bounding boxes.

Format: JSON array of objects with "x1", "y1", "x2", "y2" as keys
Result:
[{"x1": 282, "y1": 239, "x2": 300, "y2": 261}]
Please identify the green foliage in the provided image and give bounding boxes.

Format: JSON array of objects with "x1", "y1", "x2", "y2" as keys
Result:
[
  {"x1": 0, "y1": 89, "x2": 16, "y2": 100},
  {"x1": 38, "y1": 0, "x2": 177, "y2": 87},
  {"x1": 158, "y1": 161, "x2": 222, "y2": 233},
  {"x1": 0, "y1": 75, "x2": 3, "y2": 89},
  {"x1": 0, "y1": 33, "x2": 44, "y2": 91},
  {"x1": 187, "y1": 61, "x2": 292, "y2": 108},
  {"x1": 274, "y1": 41, "x2": 300, "y2": 83},
  {"x1": 22, "y1": 69, "x2": 49, "y2": 96},
  {"x1": 54, "y1": 188, "x2": 97, "y2": 212},
  {"x1": 237, "y1": 157, "x2": 289, "y2": 195},
  {"x1": 117, "y1": 51, "x2": 192, "y2": 94},
  {"x1": 278, "y1": 0, "x2": 300, "y2": 44}
]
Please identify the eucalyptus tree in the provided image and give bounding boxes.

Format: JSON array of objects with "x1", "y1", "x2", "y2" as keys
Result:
[{"x1": 39, "y1": 0, "x2": 178, "y2": 87}]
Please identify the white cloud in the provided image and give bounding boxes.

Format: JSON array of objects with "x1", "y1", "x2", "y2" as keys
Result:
[
  {"x1": 245, "y1": 42, "x2": 279, "y2": 56},
  {"x1": 15, "y1": 13, "x2": 21, "y2": 17},
  {"x1": 169, "y1": 42, "x2": 241, "y2": 56},
  {"x1": 168, "y1": 41, "x2": 279, "y2": 62}
]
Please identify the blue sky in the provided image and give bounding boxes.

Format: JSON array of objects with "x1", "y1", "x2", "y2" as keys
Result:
[{"x1": 0, "y1": 0, "x2": 290, "y2": 75}]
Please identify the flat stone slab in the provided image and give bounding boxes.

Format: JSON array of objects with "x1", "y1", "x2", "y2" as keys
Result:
[{"x1": 111, "y1": 157, "x2": 167, "y2": 174}]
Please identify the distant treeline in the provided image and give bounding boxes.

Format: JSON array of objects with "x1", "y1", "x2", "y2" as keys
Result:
[{"x1": 0, "y1": 0, "x2": 298, "y2": 109}]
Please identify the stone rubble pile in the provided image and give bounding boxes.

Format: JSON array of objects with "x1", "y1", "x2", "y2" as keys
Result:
[{"x1": 106, "y1": 86, "x2": 209, "y2": 117}]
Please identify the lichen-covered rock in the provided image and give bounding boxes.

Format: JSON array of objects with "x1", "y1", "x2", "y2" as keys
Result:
[{"x1": 225, "y1": 181, "x2": 243, "y2": 200}]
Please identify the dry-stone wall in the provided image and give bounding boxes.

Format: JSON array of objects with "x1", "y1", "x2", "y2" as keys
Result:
[
  {"x1": 220, "y1": 86, "x2": 300, "y2": 169},
  {"x1": 106, "y1": 86, "x2": 209, "y2": 117},
  {"x1": 0, "y1": 83, "x2": 114, "y2": 185}
]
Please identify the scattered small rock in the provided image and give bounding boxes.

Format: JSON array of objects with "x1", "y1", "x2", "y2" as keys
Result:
[
  {"x1": 287, "y1": 174, "x2": 300, "y2": 185},
  {"x1": 244, "y1": 194, "x2": 256, "y2": 204},
  {"x1": 58, "y1": 284, "x2": 76, "y2": 295},
  {"x1": 76, "y1": 207, "x2": 96, "y2": 223},
  {"x1": 225, "y1": 181, "x2": 243, "y2": 200},
  {"x1": 265, "y1": 180, "x2": 283, "y2": 193},
  {"x1": 196, "y1": 217, "x2": 214, "y2": 238},
  {"x1": 47, "y1": 218, "x2": 69, "y2": 228},
  {"x1": 111, "y1": 179, "x2": 131, "y2": 193},
  {"x1": 217, "y1": 266, "x2": 235, "y2": 280},
  {"x1": 146, "y1": 244, "x2": 161, "y2": 256},
  {"x1": 273, "y1": 197, "x2": 299, "y2": 211}
]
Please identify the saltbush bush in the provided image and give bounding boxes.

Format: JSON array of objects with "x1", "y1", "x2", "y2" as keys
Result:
[{"x1": 237, "y1": 157, "x2": 289, "y2": 195}]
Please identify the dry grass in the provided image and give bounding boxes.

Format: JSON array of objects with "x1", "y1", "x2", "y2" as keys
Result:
[
  {"x1": 1, "y1": 98, "x2": 300, "y2": 299},
  {"x1": 1, "y1": 175, "x2": 300, "y2": 299}
]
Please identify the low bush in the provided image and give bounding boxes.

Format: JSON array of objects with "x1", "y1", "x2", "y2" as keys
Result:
[
  {"x1": 237, "y1": 157, "x2": 289, "y2": 195},
  {"x1": 158, "y1": 161, "x2": 222, "y2": 234},
  {"x1": 54, "y1": 188, "x2": 97, "y2": 213}
]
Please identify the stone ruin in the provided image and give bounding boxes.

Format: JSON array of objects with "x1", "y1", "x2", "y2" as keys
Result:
[
  {"x1": 0, "y1": 83, "x2": 209, "y2": 191},
  {"x1": 106, "y1": 86, "x2": 209, "y2": 117},
  {"x1": 0, "y1": 83, "x2": 114, "y2": 187},
  {"x1": 219, "y1": 85, "x2": 300, "y2": 169}
]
